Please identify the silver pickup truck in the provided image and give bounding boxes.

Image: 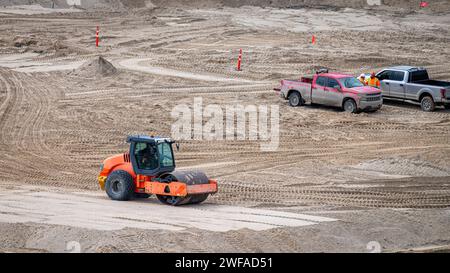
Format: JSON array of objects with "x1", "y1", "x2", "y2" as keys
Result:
[{"x1": 376, "y1": 66, "x2": 450, "y2": 112}]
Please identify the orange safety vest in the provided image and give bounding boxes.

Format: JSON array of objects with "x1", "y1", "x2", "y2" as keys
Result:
[{"x1": 366, "y1": 77, "x2": 380, "y2": 88}]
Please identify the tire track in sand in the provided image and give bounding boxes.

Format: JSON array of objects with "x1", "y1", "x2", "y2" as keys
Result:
[
  {"x1": 118, "y1": 58, "x2": 259, "y2": 83},
  {"x1": 0, "y1": 69, "x2": 65, "y2": 184}
]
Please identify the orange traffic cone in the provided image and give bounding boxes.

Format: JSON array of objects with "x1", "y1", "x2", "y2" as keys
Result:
[{"x1": 237, "y1": 49, "x2": 242, "y2": 71}]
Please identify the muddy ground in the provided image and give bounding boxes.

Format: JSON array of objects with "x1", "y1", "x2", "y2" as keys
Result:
[{"x1": 0, "y1": 2, "x2": 449, "y2": 252}]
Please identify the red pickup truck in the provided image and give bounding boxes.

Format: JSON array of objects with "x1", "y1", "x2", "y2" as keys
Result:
[{"x1": 276, "y1": 72, "x2": 383, "y2": 113}]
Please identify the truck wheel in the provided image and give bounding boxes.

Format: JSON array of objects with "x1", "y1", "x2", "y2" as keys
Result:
[
  {"x1": 343, "y1": 99, "x2": 357, "y2": 113},
  {"x1": 105, "y1": 170, "x2": 135, "y2": 201},
  {"x1": 421, "y1": 96, "x2": 435, "y2": 112},
  {"x1": 444, "y1": 104, "x2": 450, "y2": 110},
  {"x1": 288, "y1": 92, "x2": 302, "y2": 107}
]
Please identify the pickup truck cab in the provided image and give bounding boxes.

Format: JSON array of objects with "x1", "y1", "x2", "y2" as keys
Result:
[
  {"x1": 376, "y1": 66, "x2": 450, "y2": 112},
  {"x1": 278, "y1": 72, "x2": 383, "y2": 113}
]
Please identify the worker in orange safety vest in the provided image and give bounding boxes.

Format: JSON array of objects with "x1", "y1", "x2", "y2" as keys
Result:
[{"x1": 365, "y1": 72, "x2": 380, "y2": 88}]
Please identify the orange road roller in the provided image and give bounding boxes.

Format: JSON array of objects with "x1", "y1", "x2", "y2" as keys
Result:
[{"x1": 98, "y1": 136, "x2": 218, "y2": 205}]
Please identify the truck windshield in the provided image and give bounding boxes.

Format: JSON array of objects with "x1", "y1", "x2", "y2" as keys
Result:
[
  {"x1": 158, "y1": 142, "x2": 174, "y2": 168},
  {"x1": 409, "y1": 70, "x2": 429, "y2": 82},
  {"x1": 339, "y1": 77, "x2": 364, "y2": 88}
]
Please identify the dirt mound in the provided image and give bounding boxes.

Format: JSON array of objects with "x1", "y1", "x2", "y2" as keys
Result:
[
  {"x1": 70, "y1": 56, "x2": 117, "y2": 78},
  {"x1": 12, "y1": 37, "x2": 38, "y2": 48}
]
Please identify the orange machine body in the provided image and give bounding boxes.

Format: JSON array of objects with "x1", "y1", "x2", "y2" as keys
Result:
[{"x1": 98, "y1": 153, "x2": 218, "y2": 197}]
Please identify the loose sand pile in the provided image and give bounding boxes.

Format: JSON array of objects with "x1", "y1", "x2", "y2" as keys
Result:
[{"x1": 70, "y1": 56, "x2": 117, "y2": 78}]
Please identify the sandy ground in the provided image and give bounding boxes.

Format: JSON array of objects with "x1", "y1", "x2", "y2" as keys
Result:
[
  {"x1": 0, "y1": 184, "x2": 336, "y2": 232},
  {"x1": 0, "y1": 2, "x2": 449, "y2": 252},
  {"x1": 1, "y1": 185, "x2": 449, "y2": 253},
  {"x1": 0, "y1": 5, "x2": 82, "y2": 15}
]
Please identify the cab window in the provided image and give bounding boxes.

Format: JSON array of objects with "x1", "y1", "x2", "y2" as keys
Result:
[
  {"x1": 316, "y1": 76, "x2": 327, "y2": 87},
  {"x1": 326, "y1": 78, "x2": 340, "y2": 89},
  {"x1": 390, "y1": 71, "x2": 405, "y2": 81},
  {"x1": 134, "y1": 142, "x2": 158, "y2": 170},
  {"x1": 409, "y1": 70, "x2": 429, "y2": 82},
  {"x1": 158, "y1": 143, "x2": 174, "y2": 168},
  {"x1": 377, "y1": 71, "x2": 391, "y2": 81}
]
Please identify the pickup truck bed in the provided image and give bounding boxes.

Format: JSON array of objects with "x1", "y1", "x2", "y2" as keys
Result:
[
  {"x1": 283, "y1": 77, "x2": 313, "y2": 84},
  {"x1": 413, "y1": 80, "x2": 450, "y2": 87}
]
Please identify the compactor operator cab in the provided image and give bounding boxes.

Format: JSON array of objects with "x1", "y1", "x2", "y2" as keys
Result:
[{"x1": 127, "y1": 136, "x2": 176, "y2": 176}]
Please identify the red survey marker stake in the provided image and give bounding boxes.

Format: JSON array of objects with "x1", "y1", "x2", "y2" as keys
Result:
[
  {"x1": 312, "y1": 35, "x2": 316, "y2": 45},
  {"x1": 420, "y1": 1, "x2": 429, "y2": 8},
  {"x1": 96, "y1": 26, "x2": 100, "y2": 47},
  {"x1": 237, "y1": 49, "x2": 242, "y2": 71}
]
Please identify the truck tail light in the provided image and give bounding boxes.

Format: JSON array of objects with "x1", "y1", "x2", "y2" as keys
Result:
[
  {"x1": 441, "y1": 89, "x2": 446, "y2": 99},
  {"x1": 274, "y1": 81, "x2": 282, "y2": 93}
]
